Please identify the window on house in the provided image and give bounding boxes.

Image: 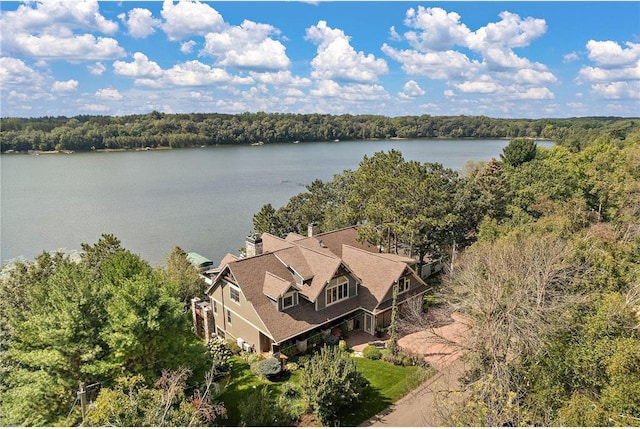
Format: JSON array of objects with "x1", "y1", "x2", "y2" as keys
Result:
[
  {"x1": 213, "y1": 300, "x2": 218, "y2": 314},
  {"x1": 229, "y1": 286, "x2": 240, "y2": 303},
  {"x1": 216, "y1": 327, "x2": 225, "y2": 338},
  {"x1": 326, "y1": 278, "x2": 349, "y2": 305},
  {"x1": 226, "y1": 309, "x2": 232, "y2": 325},
  {"x1": 282, "y1": 291, "x2": 297, "y2": 309},
  {"x1": 399, "y1": 276, "x2": 411, "y2": 293}
]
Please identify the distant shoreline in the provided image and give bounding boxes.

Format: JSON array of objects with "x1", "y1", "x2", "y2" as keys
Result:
[{"x1": 2, "y1": 137, "x2": 558, "y2": 156}]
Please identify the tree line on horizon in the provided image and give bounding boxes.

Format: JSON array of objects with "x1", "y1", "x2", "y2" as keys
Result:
[{"x1": 1, "y1": 111, "x2": 638, "y2": 153}]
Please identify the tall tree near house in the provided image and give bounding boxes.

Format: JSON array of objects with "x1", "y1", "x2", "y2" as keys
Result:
[
  {"x1": 0, "y1": 237, "x2": 210, "y2": 426},
  {"x1": 164, "y1": 246, "x2": 207, "y2": 304},
  {"x1": 387, "y1": 282, "x2": 400, "y2": 357},
  {"x1": 252, "y1": 203, "x2": 278, "y2": 235},
  {"x1": 440, "y1": 234, "x2": 580, "y2": 426}
]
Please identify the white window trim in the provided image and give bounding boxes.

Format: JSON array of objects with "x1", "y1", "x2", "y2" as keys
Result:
[
  {"x1": 281, "y1": 291, "x2": 297, "y2": 310},
  {"x1": 226, "y1": 309, "x2": 232, "y2": 325},
  {"x1": 326, "y1": 278, "x2": 349, "y2": 306},
  {"x1": 229, "y1": 285, "x2": 240, "y2": 303},
  {"x1": 399, "y1": 276, "x2": 411, "y2": 293}
]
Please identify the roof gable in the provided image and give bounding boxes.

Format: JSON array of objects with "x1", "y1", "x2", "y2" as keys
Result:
[{"x1": 263, "y1": 272, "x2": 296, "y2": 300}]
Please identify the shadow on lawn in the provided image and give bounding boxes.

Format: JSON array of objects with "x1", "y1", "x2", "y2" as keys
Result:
[{"x1": 340, "y1": 384, "x2": 391, "y2": 427}]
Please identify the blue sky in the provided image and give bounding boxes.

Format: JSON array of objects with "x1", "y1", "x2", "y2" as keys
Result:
[{"x1": 1, "y1": 1, "x2": 639, "y2": 118}]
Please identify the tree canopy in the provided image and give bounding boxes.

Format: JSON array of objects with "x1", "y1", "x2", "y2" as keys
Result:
[{"x1": 0, "y1": 235, "x2": 210, "y2": 426}]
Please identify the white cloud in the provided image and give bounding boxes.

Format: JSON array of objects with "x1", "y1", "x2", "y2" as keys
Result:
[
  {"x1": 119, "y1": 8, "x2": 160, "y2": 39},
  {"x1": 382, "y1": 45, "x2": 479, "y2": 80},
  {"x1": 306, "y1": 20, "x2": 388, "y2": 83},
  {"x1": 511, "y1": 87, "x2": 554, "y2": 100},
  {"x1": 389, "y1": 26, "x2": 402, "y2": 42},
  {"x1": 132, "y1": 60, "x2": 242, "y2": 88},
  {"x1": 249, "y1": 70, "x2": 311, "y2": 87},
  {"x1": 578, "y1": 39, "x2": 640, "y2": 102},
  {"x1": 467, "y1": 11, "x2": 546, "y2": 50},
  {"x1": 309, "y1": 79, "x2": 389, "y2": 101},
  {"x1": 181, "y1": 40, "x2": 197, "y2": 54},
  {"x1": 563, "y1": 52, "x2": 579, "y2": 63},
  {"x1": 95, "y1": 88, "x2": 123, "y2": 100},
  {"x1": 586, "y1": 40, "x2": 640, "y2": 67},
  {"x1": 160, "y1": 0, "x2": 225, "y2": 41},
  {"x1": 455, "y1": 80, "x2": 500, "y2": 94},
  {"x1": 1, "y1": 0, "x2": 118, "y2": 34},
  {"x1": 52, "y1": 79, "x2": 78, "y2": 93},
  {"x1": 87, "y1": 61, "x2": 106, "y2": 75},
  {"x1": 399, "y1": 80, "x2": 425, "y2": 98},
  {"x1": 403, "y1": 7, "x2": 471, "y2": 51},
  {"x1": 512, "y1": 68, "x2": 558, "y2": 85},
  {"x1": 202, "y1": 20, "x2": 290, "y2": 71},
  {"x1": 0, "y1": 57, "x2": 45, "y2": 88},
  {"x1": 0, "y1": 0, "x2": 125, "y2": 60},
  {"x1": 8, "y1": 32, "x2": 125, "y2": 60},
  {"x1": 579, "y1": 65, "x2": 640, "y2": 83},
  {"x1": 113, "y1": 52, "x2": 164, "y2": 78},
  {"x1": 591, "y1": 81, "x2": 640, "y2": 100}
]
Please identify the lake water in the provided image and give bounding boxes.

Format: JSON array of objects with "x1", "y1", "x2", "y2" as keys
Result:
[{"x1": 1, "y1": 139, "x2": 552, "y2": 267}]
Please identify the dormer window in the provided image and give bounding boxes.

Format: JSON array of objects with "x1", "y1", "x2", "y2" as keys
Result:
[
  {"x1": 399, "y1": 276, "x2": 411, "y2": 293},
  {"x1": 281, "y1": 291, "x2": 298, "y2": 310},
  {"x1": 326, "y1": 278, "x2": 349, "y2": 305}
]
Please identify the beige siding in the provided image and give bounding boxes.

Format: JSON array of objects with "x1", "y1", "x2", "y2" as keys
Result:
[{"x1": 209, "y1": 278, "x2": 272, "y2": 348}]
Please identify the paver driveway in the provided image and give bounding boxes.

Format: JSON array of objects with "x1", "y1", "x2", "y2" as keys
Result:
[{"x1": 360, "y1": 312, "x2": 472, "y2": 427}]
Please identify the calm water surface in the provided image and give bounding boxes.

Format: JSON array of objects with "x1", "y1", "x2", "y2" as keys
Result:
[{"x1": 1, "y1": 139, "x2": 552, "y2": 266}]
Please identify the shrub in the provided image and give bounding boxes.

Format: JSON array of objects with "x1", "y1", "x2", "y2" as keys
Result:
[
  {"x1": 338, "y1": 339, "x2": 348, "y2": 351},
  {"x1": 257, "y1": 357, "x2": 282, "y2": 379},
  {"x1": 281, "y1": 382, "x2": 300, "y2": 398},
  {"x1": 225, "y1": 339, "x2": 241, "y2": 355},
  {"x1": 363, "y1": 345, "x2": 382, "y2": 360},
  {"x1": 285, "y1": 362, "x2": 299, "y2": 372},
  {"x1": 381, "y1": 352, "x2": 399, "y2": 364},
  {"x1": 207, "y1": 337, "x2": 233, "y2": 377},
  {"x1": 240, "y1": 350, "x2": 259, "y2": 364},
  {"x1": 296, "y1": 355, "x2": 309, "y2": 368},
  {"x1": 300, "y1": 346, "x2": 368, "y2": 425},
  {"x1": 324, "y1": 334, "x2": 340, "y2": 346},
  {"x1": 238, "y1": 386, "x2": 289, "y2": 426}
]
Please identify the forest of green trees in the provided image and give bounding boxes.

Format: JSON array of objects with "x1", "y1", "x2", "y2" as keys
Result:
[
  {"x1": 2, "y1": 112, "x2": 638, "y2": 153},
  {"x1": 1, "y1": 114, "x2": 638, "y2": 426}
]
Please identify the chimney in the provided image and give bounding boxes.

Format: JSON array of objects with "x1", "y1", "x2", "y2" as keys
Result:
[
  {"x1": 308, "y1": 222, "x2": 319, "y2": 237},
  {"x1": 245, "y1": 234, "x2": 263, "y2": 257}
]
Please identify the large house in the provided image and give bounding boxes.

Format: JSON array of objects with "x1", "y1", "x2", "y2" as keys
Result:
[{"x1": 191, "y1": 224, "x2": 429, "y2": 356}]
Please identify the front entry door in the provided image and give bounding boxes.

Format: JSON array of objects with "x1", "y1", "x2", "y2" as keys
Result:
[{"x1": 364, "y1": 313, "x2": 374, "y2": 335}]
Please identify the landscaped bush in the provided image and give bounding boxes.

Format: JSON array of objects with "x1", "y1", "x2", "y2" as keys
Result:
[
  {"x1": 225, "y1": 339, "x2": 241, "y2": 355},
  {"x1": 256, "y1": 357, "x2": 282, "y2": 380},
  {"x1": 281, "y1": 382, "x2": 300, "y2": 398},
  {"x1": 285, "y1": 361, "x2": 299, "y2": 372},
  {"x1": 382, "y1": 352, "x2": 402, "y2": 365},
  {"x1": 240, "y1": 350, "x2": 259, "y2": 364},
  {"x1": 338, "y1": 339, "x2": 348, "y2": 351},
  {"x1": 324, "y1": 334, "x2": 340, "y2": 346},
  {"x1": 238, "y1": 385, "x2": 289, "y2": 426},
  {"x1": 362, "y1": 345, "x2": 382, "y2": 360},
  {"x1": 300, "y1": 346, "x2": 368, "y2": 425},
  {"x1": 207, "y1": 336, "x2": 233, "y2": 377}
]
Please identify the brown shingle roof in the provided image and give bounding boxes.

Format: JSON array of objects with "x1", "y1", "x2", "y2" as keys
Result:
[
  {"x1": 341, "y1": 244, "x2": 408, "y2": 302},
  {"x1": 263, "y1": 272, "x2": 295, "y2": 300},
  {"x1": 210, "y1": 225, "x2": 427, "y2": 344}
]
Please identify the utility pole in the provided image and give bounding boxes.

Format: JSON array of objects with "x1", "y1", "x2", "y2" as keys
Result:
[{"x1": 78, "y1": 382, "x2": 87, "y2": 425}]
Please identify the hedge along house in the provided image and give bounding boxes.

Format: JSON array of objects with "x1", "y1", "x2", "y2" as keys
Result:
[{"x1": 192, "y1": 225, "x2": 429, "y2": 356}]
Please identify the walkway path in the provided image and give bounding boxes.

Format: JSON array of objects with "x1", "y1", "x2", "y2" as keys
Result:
[{"x1": 360, "y1": 312, "x2": 472, "y2": 426}]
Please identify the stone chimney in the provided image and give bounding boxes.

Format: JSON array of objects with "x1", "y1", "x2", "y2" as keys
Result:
[
  {"x1": 245, "y1": 234, "x2": 263, "y2": 257},
  {"x1": 308, "y1": 222, "x2": 319, "y2": 237}
]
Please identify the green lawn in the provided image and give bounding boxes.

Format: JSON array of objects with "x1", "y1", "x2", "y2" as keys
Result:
[
  {"x1": 343, "y1": 358, "x2": 435, "y2": 426},
  {"x1": 216, "y1": 355, "x2": 435, "y2": 427}
]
